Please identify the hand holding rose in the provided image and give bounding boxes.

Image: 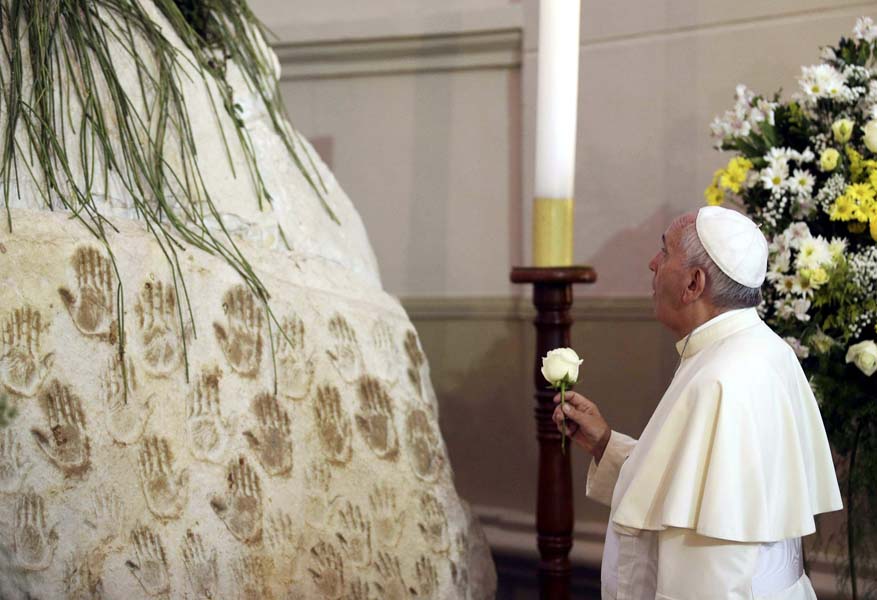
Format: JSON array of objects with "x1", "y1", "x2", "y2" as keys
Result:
[{"x1": 552, "y1": 392, "x2": 611, "y2": 463}]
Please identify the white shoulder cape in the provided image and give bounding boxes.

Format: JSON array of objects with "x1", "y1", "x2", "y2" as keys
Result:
[{"x1": 611, "y1": 309, "x2": 842, "y2": 543}]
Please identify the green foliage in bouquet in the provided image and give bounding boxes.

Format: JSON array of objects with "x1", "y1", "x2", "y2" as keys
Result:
[
  {"x1": 707, "y1": 18, "x2": 877, "y2": 599},
  {"x1": 0, "y1": 0, "x2": 331, "y2": 388}
]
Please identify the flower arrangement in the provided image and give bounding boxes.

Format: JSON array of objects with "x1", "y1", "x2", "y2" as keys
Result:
[{"x1": 706, "y1": 18, "x2": 877, "y2": 598}]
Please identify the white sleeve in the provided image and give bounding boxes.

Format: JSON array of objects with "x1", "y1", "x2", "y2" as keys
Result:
[
  {"x1": 585, "y1": 431, "x2": 637, "y2": 507},
  {"x1": 655, "y1": 528, "x2": 760, "y2": 600}
]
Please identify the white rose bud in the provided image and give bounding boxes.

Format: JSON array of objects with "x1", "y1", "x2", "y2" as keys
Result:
[
  {"x1": 862, "y1": 120, "x2": 877, "y2": 153},
  {"x1": 541, "y1": 348, "x2": 583, "y2": 384},
  {"x1": 846, "y1": 340, "x2": 877, "y2": 376}
]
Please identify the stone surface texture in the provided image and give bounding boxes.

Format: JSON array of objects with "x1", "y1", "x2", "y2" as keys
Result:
[{"x1": 0, "y1": 2, "x2": 496, "y2": 598}]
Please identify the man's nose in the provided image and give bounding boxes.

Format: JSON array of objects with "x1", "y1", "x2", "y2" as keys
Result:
[{"x1": 648, "y1": 255, "x2": 658, "y2": 272}]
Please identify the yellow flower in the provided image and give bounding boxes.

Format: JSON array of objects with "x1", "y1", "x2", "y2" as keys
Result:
[
  {"x1": 871, "y1": 218, "x2": 877, "y2": 242},
  {"x1": 714, "y1": 158, "x2": 751, "y2": 194},
  {"x1": 830, "y1": 195, "x2": 857, "y2": 221},
  {"x1": 832, "y1": 118, "x2": 855, "y2": 143},
  {"x1": 831, "y1": 184, "x2": 875, "y2": 222},
  {"x1": 820, "y1": 148, "x2": 840, "y2": 172},
  {"x1": 704, "y1": 184, "x2": 725, "y2": 206},
  {"x1": 810, "y1": 267, "x2": 829, "y2": 287}
]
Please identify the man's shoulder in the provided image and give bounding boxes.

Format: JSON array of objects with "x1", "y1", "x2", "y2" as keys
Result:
[
  {"x1": 686, "y1": 321, "x2": 802, "y2": 400},
  {"x1": 706, "y1": 319, "x2": 796, "y2": 370}
]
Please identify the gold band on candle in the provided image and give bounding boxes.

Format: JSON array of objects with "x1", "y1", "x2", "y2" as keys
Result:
[{"x1": 532, "y1": 197, "x2": 573, "y2": 266}]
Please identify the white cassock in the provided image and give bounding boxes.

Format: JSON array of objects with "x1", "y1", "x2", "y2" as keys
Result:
[{"x1": 586, "y1": 308, "x2": 843, "y2": 600}]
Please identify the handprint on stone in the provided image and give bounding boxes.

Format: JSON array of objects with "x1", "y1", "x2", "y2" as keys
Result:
[
  {"x1": 355, "y1": 376, "x2": 398, "y2": 460},
  {"x1": 31, "y1": 379, "x2": 91, "y2": 476},
  {"x1": 314, "y1": 385, "x2": 352, "y2": 465},
  {"x1": 275, "y1": 314, "x2": 315, "y2": 401},
  {"x1": 134, "y1": 280, "x2": 186, "y2": 377},
  {"x1": 373, "y1": 551, "x2": 414, "y2": 600},
  {"x1": 126, "y1": 526, "x2": 171, "y2": 597},
  {"x1": 307, "y1": 541, "x2": 344, "y2": 599},
  {"x1": 233, "y1": 554, "x2": 271, "y2": 600},
  {"x1": 0, "y1": 306, "x2": 54, "y2": 397},
  {"x1": 369, "y1": 319, "x2": 398, "y2": 383},
  {"x1": 414, "y1": 555, "x2": 439, "y2": 597},
  {"x1": 182, "y1": 529, "x2": 219, "y2": 600},
  {"x1": 326, "y1": 314, "x2": 363, "y2": 383},
  {"x1": 332, "y1": 501, "x2": 372, "y2": 567},
  {"x1": 404, "y1": 409, "x2": 443, "y2": 482},
  {"x1": 64, "y1": 556, "x2": 104, "y2": 600},
  {"x1": 0, "y1": 429, "x2": 31, "y2": 493},
  {"x1": 187, "y1": 367, "x2": 229, "y2": 464},
  {"x1": 58, "y1": 246, "x2": 117, "y2": 342},
  {"x1": 303, "y1": 461, "x2": 335, "y2": 526},
  {"x1": 404, "y1": 331, "x2": 425, "y2": 399},
  {"x1": 211, "y1": 455, "x2": 263, "y2": 543},
  {"x1": 137, "y1": 436, "x2": 189, "y2": 520},
  {"x1": 100, "y1": 354, "x2": 153, "y2": 445},
  {"x1": 244, "y1": 392, "x2": 293, "y2": 477},
  {"x1": 265, "y1": 510, "x2": 304, "y2": 580},
  {"x1": 214, "y1": 285, "x2": 264, "y2": 378},
  {"x1": 347, "y1": 577, "x2": 378, "y2": 600},
  {"x1": 85, "y1": 486, "x2": 125, "y2": 545},
  {"x1": 13, "y1": 489, "x2": 58, "y2": 571},
  {"x1": 417, "y1": 492, "x2": 449, "y2": 554},
  {"x1": 368, "y1": 482, "x2": 404, "y2": 549}
]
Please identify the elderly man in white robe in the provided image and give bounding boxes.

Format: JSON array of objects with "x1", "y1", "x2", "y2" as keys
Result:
[{"x1": 554, "y1": 206, "x2": 842, "y2": 600}]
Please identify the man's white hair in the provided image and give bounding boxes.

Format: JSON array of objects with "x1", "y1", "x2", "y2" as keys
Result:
[{"x1": 679, "y1": 220, "x2": 762, "y2": 309}]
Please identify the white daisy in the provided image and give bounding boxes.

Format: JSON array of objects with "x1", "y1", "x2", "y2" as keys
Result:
[
  {"x1": 788, "y1": 169, "x2": 815, "y2": 196},
  {"x1": 798, "y1": 64, "x2": 849, "y2": 100},
  {"x1": 761, "y1": 165, "x2": 788, "y2": 191},
  {"x1": 796, "y1": 235, "x2": 833, "y2": 269}
]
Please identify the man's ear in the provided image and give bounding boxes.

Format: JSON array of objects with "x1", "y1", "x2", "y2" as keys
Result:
[{"x1": 683, "y1": 268, "x2": 707, "y2": 304}]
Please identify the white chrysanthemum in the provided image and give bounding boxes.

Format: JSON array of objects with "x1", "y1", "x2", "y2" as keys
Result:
[
  {"x1": 761, "y1": 165, "x2": 788, "y2": 191},
  {"x1": 788, "y1": 169, "x2": 815, "y2": 196},
  {"x1": 798, "y1": 64, "x2": 849, "y2": 100},
  {"x1": 828, "y1": 237, "x2": 847, "y2": 259},
  {"x1": 796, "y1": 235, "x2": 833, "y2": 269},
  {"x1": 784, "y1": 336, "x2": 810, "y2": 359},
  {"x1": 854, "y1": 16, "x2": 877, "y2": 42}
]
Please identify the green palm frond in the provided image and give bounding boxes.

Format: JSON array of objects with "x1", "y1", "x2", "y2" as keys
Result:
[{"x1": 0, "y1": 0, "x2": 334, "y2": 389}]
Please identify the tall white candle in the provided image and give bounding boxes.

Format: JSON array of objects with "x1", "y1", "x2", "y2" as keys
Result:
[
  {"x1": 534, "y1": 0, "x2": 581, "y2": 200},
  {"x1": 532, "y1": 0, "x2": 581, "y2": 266}
]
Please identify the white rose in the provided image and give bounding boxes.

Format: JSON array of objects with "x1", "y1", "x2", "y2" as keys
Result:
[
  {"x1": 862, "y1": 120, "x2": 877, "y2": 153},
  {"x1": 541, "y1": 348, "x2": 583, "y2": 384},
  {"x1": 846, "y1": 340, "x2": 877, "y2": 376}
]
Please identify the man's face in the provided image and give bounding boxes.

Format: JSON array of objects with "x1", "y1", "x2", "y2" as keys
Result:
[{"x1": 648, "y1": 217, "x2": 692, "y2": 330}]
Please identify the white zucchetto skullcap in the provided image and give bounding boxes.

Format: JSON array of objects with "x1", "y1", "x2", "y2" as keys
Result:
[{"x1": 695, "y1": 206, "x2": 768, "y2": 288}]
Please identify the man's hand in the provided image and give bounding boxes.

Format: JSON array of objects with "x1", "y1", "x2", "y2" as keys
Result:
[{"x1": 552, "y1": 392, "x2": 611, "y2": 463}]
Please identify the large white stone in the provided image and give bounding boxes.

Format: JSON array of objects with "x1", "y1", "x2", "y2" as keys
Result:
[{"x1": 0, "y1": 2, "x2": 495, "y2": 598}]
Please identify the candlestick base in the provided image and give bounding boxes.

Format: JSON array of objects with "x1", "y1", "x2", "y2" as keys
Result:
[{"x1": 510, "y1": 265, "x2": 597, "y2": 600}]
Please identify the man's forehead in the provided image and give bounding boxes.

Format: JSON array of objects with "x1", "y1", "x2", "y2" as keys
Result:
[{"x1": 662, "y1": 212, "x2": 697, "y2": 243}]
